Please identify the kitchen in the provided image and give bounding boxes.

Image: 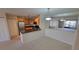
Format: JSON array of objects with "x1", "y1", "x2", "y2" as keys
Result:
[{"x1": 17, "y1": 15, "x2": 41, "y2": 34}]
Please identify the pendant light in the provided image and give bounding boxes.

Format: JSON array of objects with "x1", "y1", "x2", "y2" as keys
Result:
[{"x1": 45, "y1": 8, "x2": 52, "y2": 21}]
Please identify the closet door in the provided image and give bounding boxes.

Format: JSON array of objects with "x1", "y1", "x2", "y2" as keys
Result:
[{"x1": 0, "y1": 18, "x2": 10, "y2": 41}]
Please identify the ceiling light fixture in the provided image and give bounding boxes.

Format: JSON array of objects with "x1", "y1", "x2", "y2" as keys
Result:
[
  {"x1": 46, "y1": 17, "x2": 51, "y2": 20},
  {"x1": 60, "y1": 19, "x2": 65, "y2": 21},
  {"x1": 60, "y1": 18, "x2": 66, "y2": 21},
  {"x1": 45, "y1": 8, "x2": 52, "y2": 21}
]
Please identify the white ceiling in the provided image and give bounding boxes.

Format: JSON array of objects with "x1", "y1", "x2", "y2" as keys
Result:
[{"x1": 0, "y1": 8, "x2": 79, "y2": 16}]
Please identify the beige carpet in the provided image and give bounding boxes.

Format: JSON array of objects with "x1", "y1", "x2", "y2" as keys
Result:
[
  {"x1": 0, "y1": 36, "x2": 72, "y2": 50},
  {"x1": 20, "y1": 36, "x2": 72, "y2": 50}
]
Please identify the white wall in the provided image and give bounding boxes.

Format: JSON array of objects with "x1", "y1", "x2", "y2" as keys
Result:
[
  {"x1": 45, "y1": 28, "x2": 76, "y2": 45},
  {"x1": 39, "y1": 15, "x2": 49, "y2": 30},
  {"x1": 0, "y1": 13, "x2": 10, "y2": 41},
  {"x1": 7, "y1": 17, "x2": 19, "y2": 38},
  {"x1": 72, "y1": 17, "x2": 79, "y2": 49}
]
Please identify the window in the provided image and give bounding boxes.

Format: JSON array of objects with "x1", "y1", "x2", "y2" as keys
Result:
[{"x1": 64, "y1": 21, "x2": 77, "y2": 29}]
